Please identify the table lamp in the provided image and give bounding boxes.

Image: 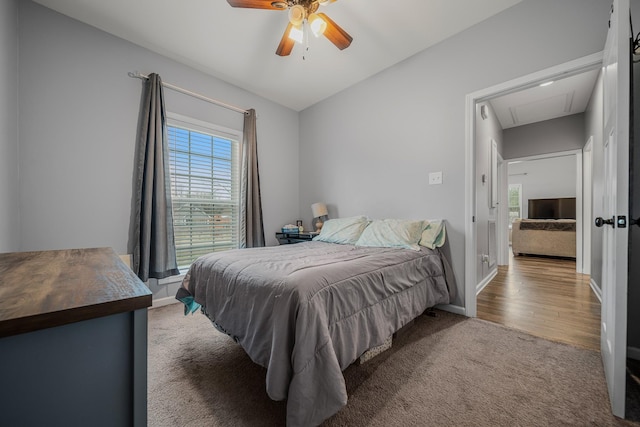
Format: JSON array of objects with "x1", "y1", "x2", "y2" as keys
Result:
[{"x1": 311, "y1": 202, "x2": 328, "y2": 232}]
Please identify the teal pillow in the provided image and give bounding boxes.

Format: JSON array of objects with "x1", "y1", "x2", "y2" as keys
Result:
[
  {"x1": 313, "y1": 216, "x2": 370, "y2": 245},
  {"x1": 419, "y1": 220, "x2": 446, "y2": 249},
  {"x1": 355, "y1": 219, "x2": 426, "y2": 251}
]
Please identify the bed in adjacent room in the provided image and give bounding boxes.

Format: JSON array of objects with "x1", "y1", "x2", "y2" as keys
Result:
[
  {"x1": 176, "y1": 216, "x2": 454, "y2": 426},
  {"x1": 511, "y1": 218, "x2": 576, "y2": 258}
]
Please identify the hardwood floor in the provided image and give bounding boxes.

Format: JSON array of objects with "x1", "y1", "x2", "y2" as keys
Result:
[{"x1": 477, "y1": 252, "x2": 601, "y2": 351}]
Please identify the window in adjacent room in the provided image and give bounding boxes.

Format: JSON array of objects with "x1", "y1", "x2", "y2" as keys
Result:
[
  {"x1": 167, "y1": 114, "x2": 241, "y2": 270},
  {"x1": 508, "y1": 183, "x2": 522, "y2": 224}
]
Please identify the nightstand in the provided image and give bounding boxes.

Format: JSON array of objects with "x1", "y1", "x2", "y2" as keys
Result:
[{"x1": 276, "y1": 231, "x2": 318, "y2": 244}]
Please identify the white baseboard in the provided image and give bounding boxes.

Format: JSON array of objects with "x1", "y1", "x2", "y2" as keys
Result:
[
  {"x1": 435, "y1": 304, "x2": 466, "y2": 316},
  {"x1": 589, "y1": 278, "x2": 602, "y2": 303},
  {"x1": 476, "y1": 268, "x2": 498, "y2": 295},
  {"x1": 150, "y1": 296, "x2": 181, "y2": 309}
]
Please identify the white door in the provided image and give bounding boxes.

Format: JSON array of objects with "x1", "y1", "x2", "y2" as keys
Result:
[{"x1": 598, "y1": 0, "x2": 630, "y2": 418}]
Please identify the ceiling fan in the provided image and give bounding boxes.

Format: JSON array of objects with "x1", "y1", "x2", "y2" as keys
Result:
[{"x1": 227, "y1": 0, "x2": 353, "y2": 56}]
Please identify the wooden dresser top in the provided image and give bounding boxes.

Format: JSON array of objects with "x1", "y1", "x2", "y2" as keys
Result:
[{"x1": 0, "y1": 247, "x2": 152, "y2": 338}]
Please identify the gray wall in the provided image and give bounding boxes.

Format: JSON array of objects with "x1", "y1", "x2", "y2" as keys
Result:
[
  {"x1": 475, "y1": 102, "x2": 503, "y2": 283},
  {"x1": 585, "y1": 72, "x2": 604, "y2": 291},
  {"x1": 503, "y1": 114, "x2": 586, "y2": 160},
  {"x1": 298, "y1": 0, "x2": 609, "y2": 309},
  {"x1": 508, "y1": 156, "x2": 577, "y2": 220},
  {"x1": 17, "y1": 1, "x2": 300, "y2": 255},
  {"x1": 0, "y1": 0, "x2": 19, "y2": 252}
]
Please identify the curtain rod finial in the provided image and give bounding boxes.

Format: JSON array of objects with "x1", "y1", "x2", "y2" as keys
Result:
[{"x1": 128, "y1": 71, "x2": 148, "y2": 80}]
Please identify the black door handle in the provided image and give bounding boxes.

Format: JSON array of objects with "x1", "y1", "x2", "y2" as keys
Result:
[{"x1": 595, "y1": 216, "x2": 615, "y2": 227}]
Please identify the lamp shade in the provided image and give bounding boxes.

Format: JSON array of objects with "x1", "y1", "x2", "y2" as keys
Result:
[{"x1": 311, "y1": 202, "x2": 328, "y2": 218}]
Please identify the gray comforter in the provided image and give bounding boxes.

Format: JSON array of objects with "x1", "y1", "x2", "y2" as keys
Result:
[{"x1": 179, "y1": 241, "x2": 453, "y2": 426}]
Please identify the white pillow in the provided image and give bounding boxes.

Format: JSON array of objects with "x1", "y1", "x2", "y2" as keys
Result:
[
  {"x1": 313, "y1": 216, "x2": 370, "y2": 245},
  {"x1": 355, "y1": 219, "x2": 426, "y2": 251}
]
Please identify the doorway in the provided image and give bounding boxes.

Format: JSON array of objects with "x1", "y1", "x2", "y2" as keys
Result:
[
  {"x1": 503, "y1": 150, "x2": 583, "y2": 269},
  {"x1": 482, "y1": 147, "x2": 594, "y2": 350},
  {"x1": 464, "y1": 52, "x2": 603, "y2": 318},
  {"x1": 469, "y1": 59, "x2": 598, "y2": 347},
  {"x1": 465, "y1": 53, "x2": 605, "y2": 366}
]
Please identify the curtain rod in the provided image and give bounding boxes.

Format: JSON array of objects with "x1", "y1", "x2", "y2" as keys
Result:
[{"x1": 128, "y1": 71, "x2": 248, "y2": 115}]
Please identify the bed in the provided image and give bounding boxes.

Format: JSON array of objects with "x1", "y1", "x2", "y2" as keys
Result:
[
  {"x1": 176, "y1": 217, "x2": 454, "y2": 426},
  {"x1": 511, "y1": 218, "x2": 576, "y2": 258}
]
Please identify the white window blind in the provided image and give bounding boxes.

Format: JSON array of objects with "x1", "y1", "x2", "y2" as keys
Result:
[
  {"x1": 167, "y1": 116, "x2": 241, "y2": 269},
  {"x1": 508, "y1": 183, "x2": 522, "y2": 223}
]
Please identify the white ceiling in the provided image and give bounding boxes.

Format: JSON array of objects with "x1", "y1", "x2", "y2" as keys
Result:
[
  {"x1": 489, "y1": 68, "x2": 600, "y2": 130},
  {"x1": 32, "y1": 0, "x2": 523, "y2": 111}
]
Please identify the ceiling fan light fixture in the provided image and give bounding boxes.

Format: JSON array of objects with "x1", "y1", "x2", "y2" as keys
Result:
[
  {"x1": 288, "y1": 24, "x2": 304, "y2": 44},
  {"x1": 288, "y1": 5, "x2": 306, "y2": 26},
  {"x1": 308, "y1": 13, "x2": 326, "y2": 37}
]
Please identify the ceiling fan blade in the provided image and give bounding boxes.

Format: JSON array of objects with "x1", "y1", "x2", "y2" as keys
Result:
[
  {"x1": 276, "y1": 22, "x2": 295, "y2": 56},
  {"x1": 317, "y1": 13, "x2": 352, "y2": 50},
  {"x1": 227, "y1": 0, "x2": 286, "y2": 10}
]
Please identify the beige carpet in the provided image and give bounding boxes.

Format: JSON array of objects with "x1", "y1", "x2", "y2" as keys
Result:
[{"x1": 148, "y1": 304, "x2": 638, "y2": 426}]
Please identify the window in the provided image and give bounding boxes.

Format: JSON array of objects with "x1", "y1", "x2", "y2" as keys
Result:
[
  {"x1": 167, "y1": 114, "x2": 241, "y2": 269},
  {"x1": 508, "y1": 183, "x2": 522, "y2": 224}
]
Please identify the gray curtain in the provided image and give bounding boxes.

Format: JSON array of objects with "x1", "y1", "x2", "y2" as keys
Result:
[
  {"x1": 241, "y1": 109, "x2": 265, "y2": 248},
  {"x1": 132, "y1": 73, "x2": 180, "y2": 281}
]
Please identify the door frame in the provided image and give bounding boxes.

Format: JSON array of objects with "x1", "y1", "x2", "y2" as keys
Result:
[
  {"x1": 464, "y1": 51, "x2": 603, "y2": 317},
  {"x1": 583, "y1": 137, "x2": 594, "y2": 277},
  {"x1": 501, "y1": 150, "x2": 583, "y2": 270},
  {"x1": 497, "y1": 153, "x2": 509, "y2": 266}
]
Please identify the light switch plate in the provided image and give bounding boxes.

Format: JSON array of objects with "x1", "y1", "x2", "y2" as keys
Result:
[{"x1": 429, "y1": 171, "x2": 443, "y2": 185}]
